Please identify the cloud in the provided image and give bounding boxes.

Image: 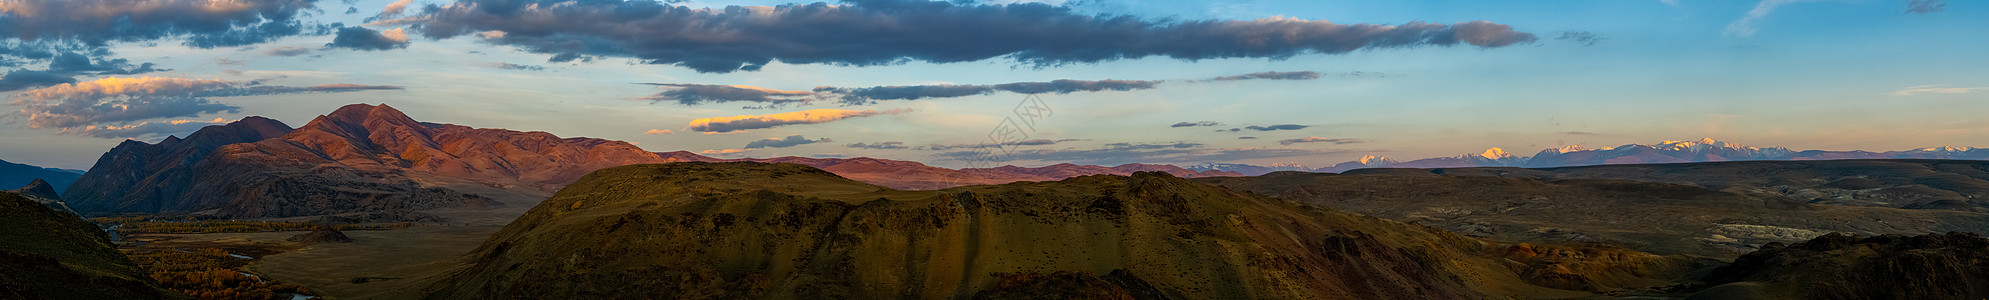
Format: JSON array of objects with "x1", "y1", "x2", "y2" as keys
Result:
[
  {"x1": 847, "y1": 141, "x2": 910, "y2": 150},
  {"x1": 643, "y1": 129, "x2": 674, "y2": 135},
  {"x1": 491, "y1": 62, "x2": 545, "y2": 71},
  {"x1": 744, "y1": 134, "x2": 829, "y2": 149},
  {"x1": 672, "y1": 71, "x2": 1334, "y2": 106},
  {"x1": 937, "y1": 143, "x2": 1348, "y2": 165},
  {"x1": 1208, "y1": 71, "x2": 1320, "y2": 81},
  {"x1": 46, "y1": 52, "x2": 167, "y2": 75},
  {"x1": 699, "y1": 148, "x2": 752, "y2": 155},
  {"x1": 1277, "y1": 136, "x2": 1363, "y2": 146},
  {"x1": 413, "y1": 0, "x2": 1536, "y2": 73},
  {"x1": 60, "y1": 117, "x2": 232, "y2": 139},
  {"x1": 1907, "y1": 0, "x2": 1946, "y2": 14},
  {"x1": 687, "y1": 108, "x2": 911, "y2": 133},
  {"x1": 374, "y1": 0, "x2": 417, "y2": 20},
  {"x1": 1237, "y1": 136, "x2": 1257, "y2": 139},
  {"x1": 642, "y1": 84, "x2": 816, "y2": 106},
  {"x1": 1171, "y1": 121, "x2": 1222, "y2": 127},
  {"x1": 0, "y1": 0, "x2": 331, "y2": 50},
  {"x1": 1726, "y1": 0, "x2": 1819, "y2": 37},
  {"x1": 1561, "y1": 131, "x2": 1597, "y2": 135},
  {"x1": 1555, "y1": 31, "x2": 1604, "y2": 46},
  {"x1": 326, "y1": 27, "x2": 412, "y2": 50},
  {"x1": 0, "y1": 70, "x2": 77, "y2": 92},
  {"x1": 8, "y1": 76, "x2": 402, "y2": 132},
  {"x1": 1221, "y1": 124, "x2": 1309, "y2": 132},
  {"x1": 1892, "y1": 84, "x2": 1989, "y2": 96},
  {"x1": 265, "y1": 47, "x2": 314, "y2": 57},
  {"x1": 928, "y1": 138, "x2": 1084, "y2": 150}
]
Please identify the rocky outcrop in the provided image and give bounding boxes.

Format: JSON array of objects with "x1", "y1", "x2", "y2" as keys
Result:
[
  {"x1": 425, "y1": 162, "x2": 1693, "y2": 299},
  {"x1": 5, "y1": 178, "x2": 74, "y2": 215},
  {"x1": 0, "y1": 193, "x2": 184, "y2": 299},
  {"x1": 1691, "y1": 232, "x2": 1989, "y2": 300},
  {"x1": 286, "y1": 228, "x2": 355, "y2": 245}
]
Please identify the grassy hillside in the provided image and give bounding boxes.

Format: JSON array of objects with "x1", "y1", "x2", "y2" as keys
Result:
[{"x1": 0, "y1": 193, "x2": 184, "y2": 299}]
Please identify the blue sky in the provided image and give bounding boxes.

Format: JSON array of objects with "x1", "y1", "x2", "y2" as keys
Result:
[{"x1": 1, "y1": 0, "x2": 1984, "y2": 170}]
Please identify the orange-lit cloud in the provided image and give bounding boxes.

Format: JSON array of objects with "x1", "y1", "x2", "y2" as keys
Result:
[
  {"x1": 643, "y1": 129, "x2": 674, "y2": 135},
  {"x1": 11, "y1": 76, "x2": 401, "y2": 134},
  {"x1": 687, "y1": 108, "x2": 911, "y2": 133}
]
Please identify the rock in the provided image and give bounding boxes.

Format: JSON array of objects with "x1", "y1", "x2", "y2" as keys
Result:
[
  {"x1": 287, "y1": 228, "x2": 355, "y2": 245},
  {"x1": 1692, "y1": 232, "x2": 1989, "y2": 300}
]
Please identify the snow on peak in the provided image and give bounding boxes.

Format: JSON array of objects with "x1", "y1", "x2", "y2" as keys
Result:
[
  {"x1": 1357, "y1": 154, "x2": 1394, "y2": 165},
  {"x1": 1479, "y1": 147, "x2": 1513, "y2": 159}
]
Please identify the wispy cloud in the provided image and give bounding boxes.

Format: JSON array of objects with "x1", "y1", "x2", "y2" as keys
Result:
[
  {"x1": 1278, "y1": 137, "x2": 1363, "y2": 146},
  {"x1": 642, "y1": 84, "x2": 816, "y2": 106},
  {"x1": 327, "y1": 27, "x2": 411, "y2": 50},
  {"x1": 1907, "y1": 0, "x2": 1946, "y2": 14},
  {"x1": 846, "y1": 141, "x2": 910, "y2": 150},
  {"x1": 643, "y1": 129, "x2": 674, "y2": 135},
  {"x1": 413, "y1": 0, "x2": 1535, "y2": 73},
  {"x1": 1171, "y1": 121, "x2": 1223, "y2": 128},
  {"x1": 1726, "y1": 0, "x2": 1817, "y2": 37},
  {"x1": 1892, "y1": 84, "x2": 1988, "y2": 96},
  {"x1": 935, "y1": 142, "x2": 1350, "y2": 165},
  {"x1": 1219, "y1": 124, "x2": 1310, "y2": 132},
  {"x1": 686, "y1": 108, "x2": 911, "y2": 133}
]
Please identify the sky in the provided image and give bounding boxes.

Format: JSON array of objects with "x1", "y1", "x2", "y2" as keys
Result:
[{"x1": 1, "y1": 0, "x2": 1985, "y2": 170}]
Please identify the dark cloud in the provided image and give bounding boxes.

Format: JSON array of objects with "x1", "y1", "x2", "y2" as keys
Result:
[
  {"x1": 1103, "y1": 142, "x2": 1203, "y2": 150},
  {"x1": 824, "y1": 79, "x2": 1159, "y2": 104},
  {"x1": 1277, "y1": 137, "x2": 1363, "y2": 146},
  {"x1": 0, "y1": 70, "x2": 78, "y2": 92},
  {"x1": 0, "y1": 0, "x2": 325, "y2": 49},
  {"x1": 491, "y1": 62, "x2": 546, "y2": 71},
  {"x1": 46, "y1": 52, "x2": 166, "y2": 75},
  {"x1": 643, "y1": 84, "x2": 815, "y2": 106},
  {"x1": 1237, "y1": 136, "x2": 1258, "y2": 139},
  {"x1": 414, "y1": 0, "x2": 1536, "y2": 73},
  {"x1": 326, "y1": 27, "x2": 411, "y2": 50},
  {"x1": 846, "y1": 141, "x2": 910, "y2": 150},
  {"x1": 347, "y1": 7, "x2": 362, "y2": 14},
  {"x1": 265, "y1": 47, "x2": 315, "y2": 57},
  {"x1": 1208, "y1": 71, "x2": 1320, "y2": 81},
  {"x1": 1555, "y1": 31, "x2": 1604, "y2": 46},
  {"x1": 744, "y1": 135, "x2": 829, "y2": 149},
  {"x1": 1171, "y1": 121, "x2": 1222, "y2": 128},
  {"x1": 671, "y1": 71, "x2": 1331, "y2": 106},
  {"x1": 1907, "y1": 0, "x2": 1946, "y2": 14},
  {"x1": 8, "y1": 77, "x2": 403, "y2": 132},
  {"x1": 928, "y1": 138, "x2": 1084, "y2": 150},
  {"x1": 1223, "y1": 124, "x2": 1309, "y2": 132}
]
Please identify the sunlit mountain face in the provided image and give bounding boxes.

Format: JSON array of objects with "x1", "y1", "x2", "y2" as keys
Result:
[{"x1": 1, "y1": 0, "x2": 1986, "y2": 299}]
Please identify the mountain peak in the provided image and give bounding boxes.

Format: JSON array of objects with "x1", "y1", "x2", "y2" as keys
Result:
[
  {"x1": 1479, "y1": 147, "x2": 1513, "y2": 159},
  {"x1": 11, "y1": 178, "x2": 59, "y2": 200}
]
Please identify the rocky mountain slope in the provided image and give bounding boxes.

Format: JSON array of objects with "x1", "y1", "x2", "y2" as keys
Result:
[
  {"x1": 0, "y1": 192, "x2": 185, "y2": 299},
  {"x1": 1196, "y1": 160, "x2": 1989, "y2": 259},
  {"x1": 0, "y1": 158, "x2": 81, "y2": 192},
  {"x1": 63, "y1": 116, "x2": 296, "y2": 215},
  {"x1": 7, "y1": 178, "x2": 75, "y2": 215},
  {"x1": 424, "y1": 162, "x2": 1702, "y2": 299},
  {"x1": 1690, "y1": 232, "x2": 1989, "y2": 300}
]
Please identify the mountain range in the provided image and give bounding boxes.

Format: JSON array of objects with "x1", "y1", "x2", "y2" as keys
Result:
[
  {"x1": 55, "y1": 104, "x2": 1235, "y2": 220},
  {"x1": 1190, "y1": 138, "x2": 1989, "y2": 175},
  {"x1": 0, "y1": 158, "x2": 82, "y2": 193}
]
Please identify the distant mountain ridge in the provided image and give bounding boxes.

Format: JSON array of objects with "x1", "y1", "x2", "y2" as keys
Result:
[
  {"x1": 1193, "y1": 138, "x2": 1989, "y2": 175},
  {"x1": 0, "y1": 158, "x2": 83, "y2": 193}
]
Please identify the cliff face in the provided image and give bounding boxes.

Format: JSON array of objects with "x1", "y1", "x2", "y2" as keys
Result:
[
  {"x1": 1691, "y1": 232, "x2": 1989, "y2": 300},
  {"x1": 425, "y1": 162, "x2": 1695, "y2": 299},
  {"x1": 0, "y1": 193, "x2": 183, "y2": 299}
]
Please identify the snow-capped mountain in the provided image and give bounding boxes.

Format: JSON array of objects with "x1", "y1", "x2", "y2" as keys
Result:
[{"x1": 1186, "y1": 162, "x2": 1312, "y2": 176}]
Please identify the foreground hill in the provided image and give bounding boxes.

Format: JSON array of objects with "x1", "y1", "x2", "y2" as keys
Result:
[
  {"x1": 0, "y1": 158, "x2": 81, "y2": 192},
  {"x1": 0, "y1": 192, "x2": 184, "y2": 299},
  {"x1": 1196, "y1": 160, "x2": 1989, "y2": 258},
  {"x1": 425, "y1": 162, "x2": 1701, "y2": 299},
  {"x1": 1691, "y1": 232, "x2": 1989, "y2": 300}
]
